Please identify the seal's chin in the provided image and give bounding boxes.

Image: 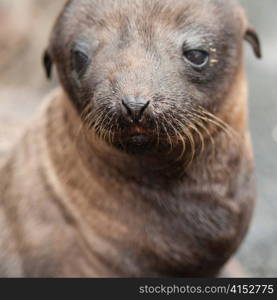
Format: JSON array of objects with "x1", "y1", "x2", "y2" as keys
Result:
[
  {"x1": 126, "y1": 134, "x2": 151, "y2": 146},
  {"x1": 113, "y1": 126, "x2": 156, "y2": 154},
  {"x1": 117, "y1": 133, "x2": 154, "y2": 155}
]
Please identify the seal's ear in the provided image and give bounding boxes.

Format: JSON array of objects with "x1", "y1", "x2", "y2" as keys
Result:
[
  {"x1": 244, "y1": 27, "x2": 262, "y2": 59},
  {"x1": 43, "y1": 49, "x2": 53, "y2": 79}
]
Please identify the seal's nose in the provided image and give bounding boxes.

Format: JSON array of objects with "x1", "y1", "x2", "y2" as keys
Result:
[{"x1": 121, "y1": 95, "x2": 150, "y2": 123}]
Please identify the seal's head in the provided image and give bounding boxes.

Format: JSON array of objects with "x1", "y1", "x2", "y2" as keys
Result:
[{"x1": 44, "y1": 0, "x2": 261, "y2": 155}]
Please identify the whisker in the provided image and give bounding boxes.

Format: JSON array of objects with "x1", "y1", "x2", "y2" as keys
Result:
[
  {"x1": 182, "y1": 113, "x2": 205, "y2": 156},
  {"x1": 188, "y1": 112, "x2": 216, "y2": 162},
  {"x1": 154, "y1": 117, "x2": 160, "y2": 147},
  {"x1": 195, "y1": 105, "x2": 238, "y2": 140},
  {"x1": 160, "y1": 112, "x2": 174, "y2": 153},
  {"x1": 174, "y1": 118, "x2": 195, "y2": 164}
]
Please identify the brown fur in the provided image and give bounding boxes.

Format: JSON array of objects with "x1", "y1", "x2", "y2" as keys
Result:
[{"x1": 0, "y1": 0, "x2": 260, "y2": 277}]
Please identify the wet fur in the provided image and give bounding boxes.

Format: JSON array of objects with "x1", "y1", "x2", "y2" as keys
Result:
[{"x1": 0, "y1": 0, "x2": 259, "y2": 277}]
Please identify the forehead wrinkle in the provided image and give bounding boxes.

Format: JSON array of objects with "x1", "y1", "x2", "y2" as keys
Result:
[
  {"x1": 63, "y1": 0, "x2": 242, "y2": 58},
  {"x1": 177, "y1": 27, "x2": 217, "y2": 49},
  {"x1": 68, "y1": 0, "x2": 241, "y2": 27},
  {"x1": 67, "y1": 0, "x2": 233, "y2": 42}
]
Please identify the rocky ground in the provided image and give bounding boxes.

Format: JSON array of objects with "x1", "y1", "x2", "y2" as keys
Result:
[{"x1": 0, "y1": 0, "x2": 276, "y2": 277}]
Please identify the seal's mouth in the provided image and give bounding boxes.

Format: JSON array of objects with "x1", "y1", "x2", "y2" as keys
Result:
[
  {"x1": 124, "y1": 125, "x2": 151, "y2": 138},
  {"x1": 122, "y1": 125, "x2": 152, "y2": 144},
  {"x1": 125, "y1": 133, "x2": 151, "y2": 145},
  {"x1": 115, "y1": 125, "x2": 155, "y2": 153}
]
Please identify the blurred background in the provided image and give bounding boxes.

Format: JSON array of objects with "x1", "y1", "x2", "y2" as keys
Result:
[{"x1": 0, "y1": 0, "x2": 276, "y2": 277}]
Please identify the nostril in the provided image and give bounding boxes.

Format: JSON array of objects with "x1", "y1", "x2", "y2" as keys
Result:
[
  {"x1": 121, "y1": 96, "x2": 150, "y2": 123},
  {"x1": 121, "y1": 98, "x2": 133, "y2": 117},
  {"x1": 138, "y1": 100, "x2": 150, "y2": 119}
]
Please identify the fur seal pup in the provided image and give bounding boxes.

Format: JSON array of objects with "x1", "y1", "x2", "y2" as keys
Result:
[{"x1": 0, "y1": 0, "x2": 261, "y2": 277}]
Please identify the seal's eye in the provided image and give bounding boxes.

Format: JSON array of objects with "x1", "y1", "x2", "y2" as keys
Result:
[
  {"x1": 73, "y1": 50, "x2": 89, "y2": 76},
  {"x1": 183, "y1": 50, "x2": 209, "y2": 68}
]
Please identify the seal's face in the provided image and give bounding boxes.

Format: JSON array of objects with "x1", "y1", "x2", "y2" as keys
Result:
[{"x1": 46, "y1": 0, "x2": 260, "y2": 155}]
